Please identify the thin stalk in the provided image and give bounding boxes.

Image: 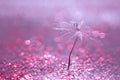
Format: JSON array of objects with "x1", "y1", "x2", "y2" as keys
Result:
[{"x1": 67, "y1": 37, "x2": 78, "y2": 70}]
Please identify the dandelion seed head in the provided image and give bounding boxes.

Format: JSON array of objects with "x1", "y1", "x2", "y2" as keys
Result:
[
  {"x1": 54, "y1": 20, "x2": 90, "y2": 41},
  {"x1": 53, "y1": 20, "x2": 105, "y2": 42}
]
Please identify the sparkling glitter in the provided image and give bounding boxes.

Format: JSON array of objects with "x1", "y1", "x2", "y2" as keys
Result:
[{"x1": 24, "y1": 40, "x2": 31, "y2": 45}]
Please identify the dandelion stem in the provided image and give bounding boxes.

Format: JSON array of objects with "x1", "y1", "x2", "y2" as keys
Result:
[{"x1": 67, "y1": 37, "x2": 78, "y2": 70}]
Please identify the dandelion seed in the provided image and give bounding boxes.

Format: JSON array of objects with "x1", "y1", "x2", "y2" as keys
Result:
[{"x1": 53, "y1": 20, "x2": 106, "y2": 70}]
